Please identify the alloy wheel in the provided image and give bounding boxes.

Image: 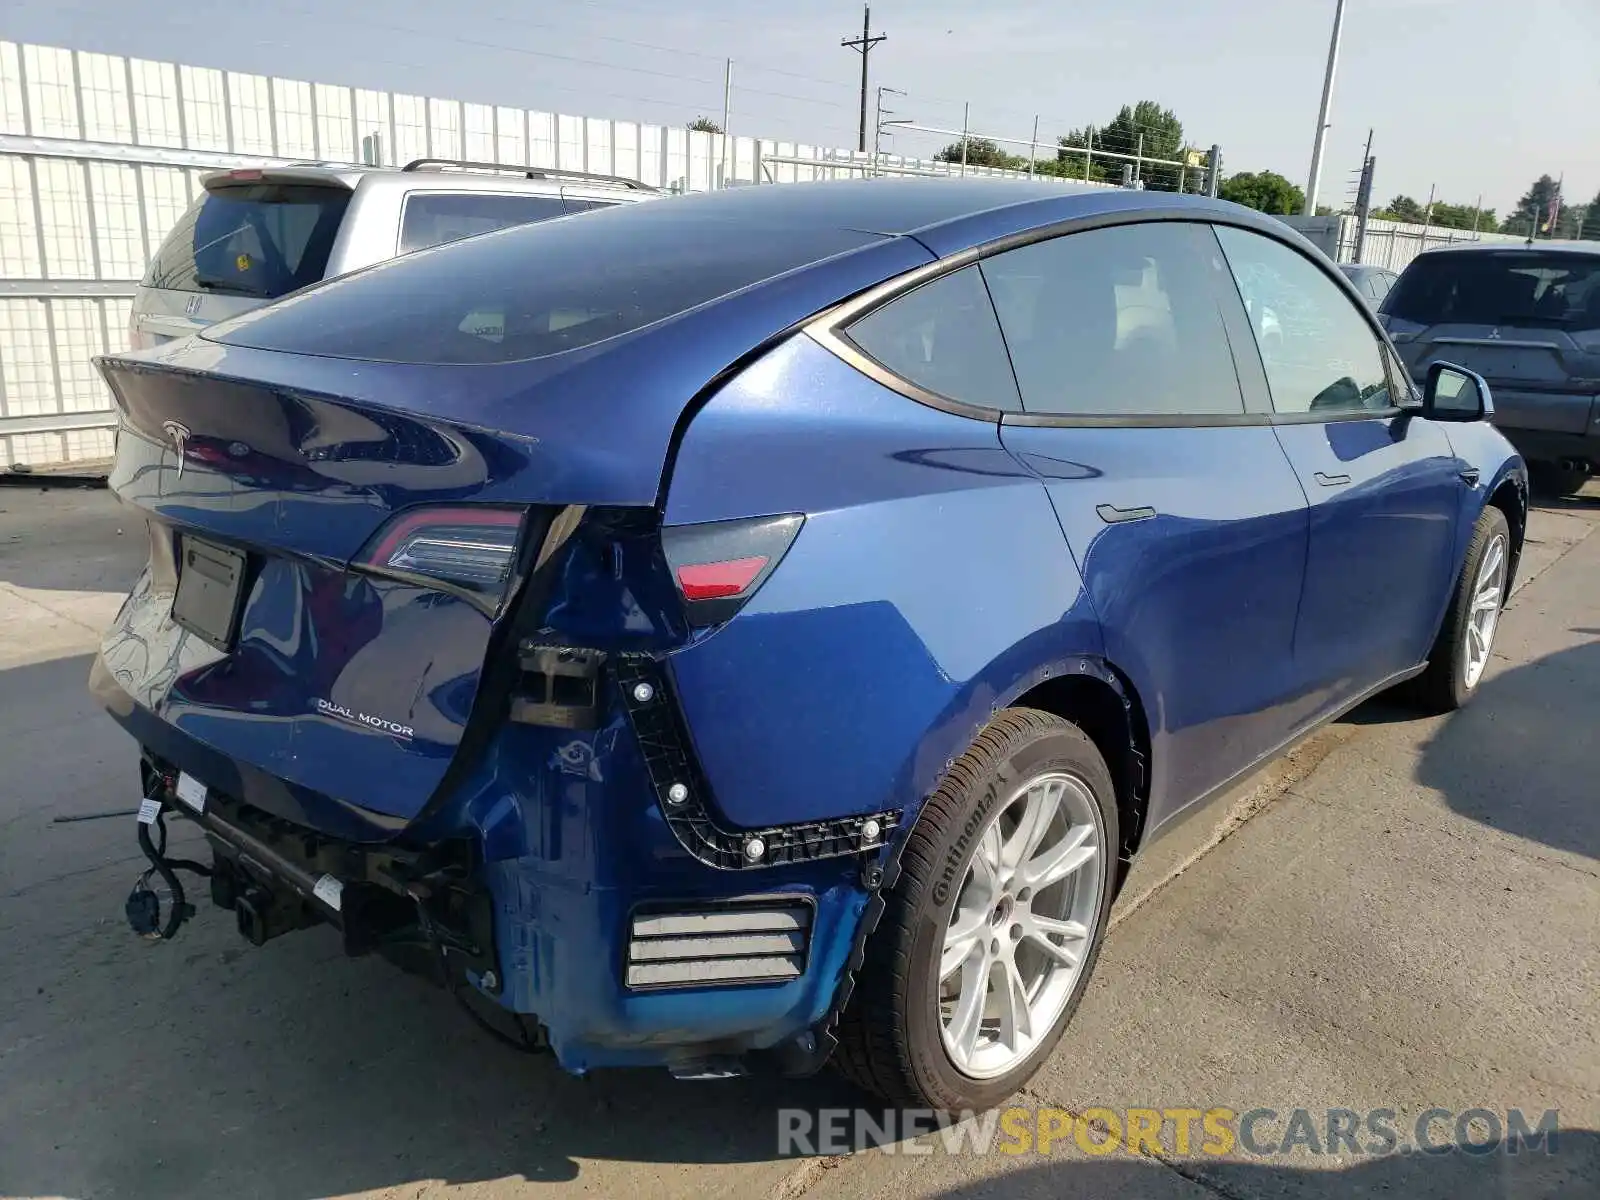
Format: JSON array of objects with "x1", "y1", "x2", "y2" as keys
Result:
[
  {"x1": 1463, "y1": 532, "x2": 1507, "y2": 690},
  {"x1": 938, "y1": 770, "x2": 1106, "y2": 1079}
]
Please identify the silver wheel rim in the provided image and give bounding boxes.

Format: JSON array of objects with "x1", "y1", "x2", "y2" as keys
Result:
[
  {"x1": 1463, "y1": 532, "x2": 1507, "y2": 690},
  {"x1": 938, "y1": 770, "x2": 1106, "y2": 1080}
]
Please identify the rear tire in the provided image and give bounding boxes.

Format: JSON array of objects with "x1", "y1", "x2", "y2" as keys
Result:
[
  {"x1": 833, "y1": 709, "x2": 1118, "y2": 1110},
  {"x1": 1410, "y1": 505, "x2": 1511, "y2": 713}
]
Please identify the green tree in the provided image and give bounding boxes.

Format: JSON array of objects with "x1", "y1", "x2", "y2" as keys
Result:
[
  {"x1": 1580, "y1": 191, "x2": 1600, "y2": 240},
  {"x1": 1094, "y1": 101, "x2": 1186, "y2": 190},
  {"x1": 1501, "y1": 174, "x2": 1560, "y2": 236},
  {"x1": 686, "y1": 116, "x2": 724, "y2": 135},
  {"x1": 1046, "y1": 131, "x2": 1109, "y2": 183},
  {"x1": 1217, "y1": 170, "x2": 1305, "y2": 215},
  {"x1": 1429, "y1": 202, "x2": 1496, "y2": 231},
  {"x1": 1378, "y1": 194, "x2": 1425, "y2": 222},
  {"x1": 934, "y1": 137, "x2": 1025, "y2": 170}
]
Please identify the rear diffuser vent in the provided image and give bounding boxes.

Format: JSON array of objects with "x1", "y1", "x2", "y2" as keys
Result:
[{"x1": 625, "y1": 899, "x2": 812, "y2": 990}]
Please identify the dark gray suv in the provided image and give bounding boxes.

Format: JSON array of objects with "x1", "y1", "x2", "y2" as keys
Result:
[{"x1": 1381, "y1": 242, "x2": 1600, "y2": 495}]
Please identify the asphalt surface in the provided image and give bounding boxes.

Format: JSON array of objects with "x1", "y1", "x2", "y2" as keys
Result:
[{"x1": 0, "y1": 482, "x2": 1596, "y2": 1200}]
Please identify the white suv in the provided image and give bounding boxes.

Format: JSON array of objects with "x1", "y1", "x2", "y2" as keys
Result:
[{"x1": 130, "y1": 159, "x2": 659, "y2": 348}]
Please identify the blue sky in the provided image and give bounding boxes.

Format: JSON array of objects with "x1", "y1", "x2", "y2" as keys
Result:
[{"x1": 7, "y1": 0, "x2": 1598, "y2": 216}]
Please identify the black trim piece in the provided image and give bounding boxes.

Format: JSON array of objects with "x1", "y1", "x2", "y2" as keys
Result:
[
  {"x1": 1002, "y1": 409, "x2": 1275, "y2": 429},
  {"x1": 808, "y1": 209, "x2": 1415, "y2": 431},
  {"x1": 1268, "y1": 406, "x2": 1405, "y2": 425},
  {"x1": 613, "y1": 654, "x2": 900, "y2": 870}
]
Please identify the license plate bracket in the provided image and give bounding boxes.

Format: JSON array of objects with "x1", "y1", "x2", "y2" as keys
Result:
[{"x1": 172, "y1": 537, "x2": 247, "y2": 650}]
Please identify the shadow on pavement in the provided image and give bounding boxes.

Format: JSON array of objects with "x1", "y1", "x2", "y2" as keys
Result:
[
  {"x1": 925, "y1": 1128, "x2": 1597, "y2": 1200},
  {"x1": 1411, "y1": 636, "x2": 1600, "y2": 861}
]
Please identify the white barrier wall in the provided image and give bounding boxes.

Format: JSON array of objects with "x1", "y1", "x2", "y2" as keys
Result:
[{"x1": 0, "y1": 40, "x2": 1056, "y2": 468}]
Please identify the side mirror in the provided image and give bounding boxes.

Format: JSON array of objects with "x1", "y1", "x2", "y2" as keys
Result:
[{"x1": 1422, "y1": 361, "x2": 1494, "y2": 422}]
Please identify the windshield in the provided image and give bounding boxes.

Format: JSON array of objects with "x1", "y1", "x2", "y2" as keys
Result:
[
  {"x1": 144, "y1": 184, "x2": 351, "y2": 300},
  {"x1": 1383, "y1": 250, "x2": 1600, "y2": 330}
]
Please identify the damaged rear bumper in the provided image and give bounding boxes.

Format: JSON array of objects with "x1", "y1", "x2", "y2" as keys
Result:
[{"x1": 101, "y1": 651, "x2": 897, "y2": 1079}]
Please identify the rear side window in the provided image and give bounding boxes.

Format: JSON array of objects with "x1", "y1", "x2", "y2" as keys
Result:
[
  {"x1": 980, "y1": 221, "x2": 1245, "y2": 418},
  {"x1": 1216, "y1": 226, "x2": 1392, "y2": 416},
  {"x1": 843, "y1": 266, "x2": 1020, "y2": 411},
  {"x1": 143, "y1": 184, "x2": 350, "y2": 299},
  {"x1": 399, "y1": 192, "x2": 569, "y2": 254},
  {"x1": 208, "y1": 202, "x2": 884, "y2": 363},
  {"x1": 562, "y1": 198, "x2": 620, "y2": 214},
  {"x1": 1384, "y1": 251, "x2": 1600, "y2": 330}
]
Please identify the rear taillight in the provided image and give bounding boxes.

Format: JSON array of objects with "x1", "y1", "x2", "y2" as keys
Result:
[
  {"x1": 662, "y1": 514, "x2": 803, "y2": 626},
  {"x1": 356, "y1": 505, "x2": 525, "y2": 609}
]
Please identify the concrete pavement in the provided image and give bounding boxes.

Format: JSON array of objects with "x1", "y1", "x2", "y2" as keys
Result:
[{"x1": 0, "y1": 484, "x2": 1595, "y2": 1199}]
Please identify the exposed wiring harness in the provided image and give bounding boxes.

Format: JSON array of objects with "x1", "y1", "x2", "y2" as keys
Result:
[{"x1": 126, "y1": 805, "x2": 212, "y2": 941}]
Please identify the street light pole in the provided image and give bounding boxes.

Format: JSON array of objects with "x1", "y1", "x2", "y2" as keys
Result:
[{"x1": 1303, "y1": 0, "x2": 1348, "y2": 216}]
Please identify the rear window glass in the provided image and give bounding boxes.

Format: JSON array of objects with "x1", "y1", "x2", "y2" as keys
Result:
[
  {"x1": 143, "y1": 184, "x2": 351, "y2": 300},
  {"x1": 1385, "y1": 251, "x2": 1600, "y2": 330},
  {"x1": 207, "y1": 203, "x2": 884, "y2": 363},
  {"x1": 399, "y1": 192, "x2": 568, "y2": 254}
]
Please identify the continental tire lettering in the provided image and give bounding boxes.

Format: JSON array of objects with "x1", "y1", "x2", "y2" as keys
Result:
[{"x1": 932, "y1": 779, "x2": 1000, "y2": 905}]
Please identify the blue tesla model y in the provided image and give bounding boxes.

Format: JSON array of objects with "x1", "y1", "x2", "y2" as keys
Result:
[{"x1": 93, "y1": 179, "x2": 1526, "y2": 1109}]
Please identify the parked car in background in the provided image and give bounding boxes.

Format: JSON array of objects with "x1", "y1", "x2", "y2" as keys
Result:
[
  {"x1": 129, "y1": 159, "x2": 658, "y2": 349},
  {"x1": 1339, "y1": 263, "x2": 1398, "y2": 308},
  {"x1": 1381, "y1": 242, "x2": 1600, "y2": 495},
  {"x1": 93, "y1": 180, "x2": 1525, "y2": 1112}
]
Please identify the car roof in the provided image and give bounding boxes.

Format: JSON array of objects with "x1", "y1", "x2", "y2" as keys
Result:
[
  {"x1": 1412, "y1": 239, "x2": 1600, "y2": 258},
  {"x1": 533, "y1": 176, "x2": 1291, "y2": 258}
]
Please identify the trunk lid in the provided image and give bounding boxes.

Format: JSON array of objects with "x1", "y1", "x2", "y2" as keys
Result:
[{"x1": 98, "y1": 349, "x2": 561, "y2": 829}]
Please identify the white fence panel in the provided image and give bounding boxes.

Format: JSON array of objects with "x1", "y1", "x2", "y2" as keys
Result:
[{"x1": 0, "y1": 37, "x2": 1073, "y2": 466}]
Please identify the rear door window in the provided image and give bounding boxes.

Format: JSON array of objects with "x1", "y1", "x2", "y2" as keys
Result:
[
  {"x1": 979, "y1": 221, "x2": 1246, "y2": 418},
  {"x1": 1384, "y1": 250, "x2": 1600, "y2": 330},
  {"x1": 1215, "y1": 225, "x2": 1392, "y2": 416},
  {"x1": 843, "y1": 266, "x2": 1021, "y2": 411},
  {"x1": 398, "y1": 192, "x2": 569, "y2": 254},
  {"x1": 143, "y1": 184, "x2": 351, "y2": 299}
]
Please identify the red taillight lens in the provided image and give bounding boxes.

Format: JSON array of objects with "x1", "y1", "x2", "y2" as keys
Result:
[
  {"x1": 676, "y1": 555, "x2": 769, "y2": 601},
  {"x1": 662, "y1": 514, "x2": 803, "y2": 626},
  {"x1": 356, "y1": 505, "x2": 525, "y2": 606}
]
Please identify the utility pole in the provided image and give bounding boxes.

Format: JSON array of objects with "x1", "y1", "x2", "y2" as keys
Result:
[
  {"x1": 1303, "y1": 0, "x2": 1348, "y2": 215},
  {"x1": 1352, "y1": 131, "x2": 1375, "y2": 264},
  {"x1": 1421, "y1": 183, "x2": 1436, "y2": 241},
  {"x1": 721, "y1": 59, "x2": 732, "y2": 188},
  {"x1": 1471, "y1": 193, "x2": 1482, "y2": 236},
  {"x1": 1029, "y1": 115, "x2": 1039, "y2": 177},
  {"x1": 873, "y1": 85, "x2": 905, "y2": 175},
  {"x1": 841, "y1": 5, "x2": 887, "y2": 154}
]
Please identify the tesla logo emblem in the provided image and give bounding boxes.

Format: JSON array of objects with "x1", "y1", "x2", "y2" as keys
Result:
[
  {"x1": 162, "y1": 420, "x2": 191, "y2": 478},
  {"x1": 184, "y1": 295, "x2": 202, "y2": 317}
]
